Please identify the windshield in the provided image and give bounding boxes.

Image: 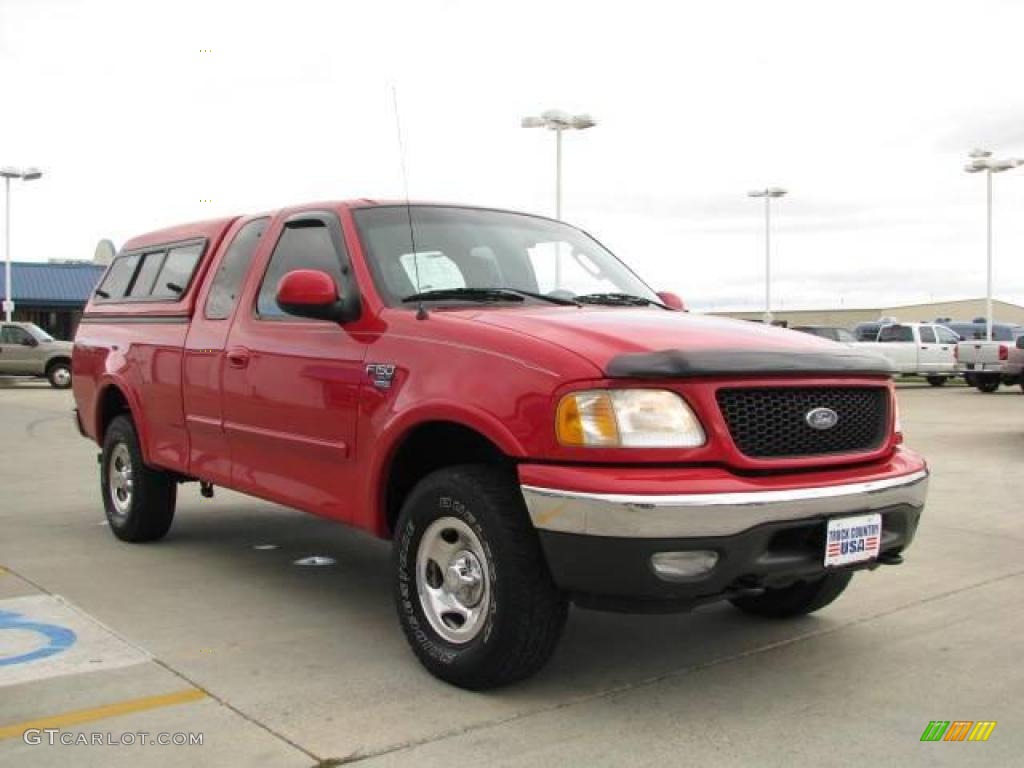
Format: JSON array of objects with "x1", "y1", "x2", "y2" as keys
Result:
[
  {"x1": 25, "y1": 323, "x2": 54, "y2": 342},
  {"x1": 353, "y1": 206, "x2": 659, "y2": 307}
]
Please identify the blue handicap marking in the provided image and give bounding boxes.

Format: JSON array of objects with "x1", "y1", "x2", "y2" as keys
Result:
[{"x1": 0, "y1": 609, "x2": 77, "y2": 667}]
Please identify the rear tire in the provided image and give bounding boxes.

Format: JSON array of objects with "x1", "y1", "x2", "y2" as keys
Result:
[
  {"x1": 975, "y1": 376, "x2": 1001, "y2": 393},
  {"x1": 925, "y1": 376, "x2": 946, "y2": 387},
  {"x1": 101, "y1": 414, "x2": 176, "y2": 542},
  {"x1": 729, "y1": 571, "x2": 853, "y2": 618},
  {"x1": 46, "y1": 360, "x2": 72, "y2": 389},
  {"x1": 393, "y1": 465, "x2": 568, "y2": 689}
]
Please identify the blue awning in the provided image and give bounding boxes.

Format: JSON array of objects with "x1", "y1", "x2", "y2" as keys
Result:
[{"x1": 0, "y1": 262, "x2": 106, "y2": 308}]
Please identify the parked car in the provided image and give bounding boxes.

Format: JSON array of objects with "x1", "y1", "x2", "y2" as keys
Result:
[
  {"x1": 72, "y1": 201, "x2": 930, "y2": 689},
  {"x1": 0, "y1": 321, "x2": 73, "y2": 388},
  {"x1": 943, "y1": 320, "x2": 1020, "y2": 343},
  {"x1": 792, "y1": 325, "x2": 857, "y2": 344},
  {"x1": 854, "y1": 322, "x2": 959, "y2": 385},
  {"x1": 955, "y1": 324, "x2": 1024, "y2": 392}
]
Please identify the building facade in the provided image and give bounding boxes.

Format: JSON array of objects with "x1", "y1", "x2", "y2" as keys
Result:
[
  {"x1": 716, "y1": 298, "x2": 1024, "y2": 328},
  {"x1": 0, "y1": 262, "x2": 106, "y2": 340}
]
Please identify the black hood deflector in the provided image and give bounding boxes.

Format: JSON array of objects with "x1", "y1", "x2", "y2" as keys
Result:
[{"x1": 605, "y1": 348, "x2": 895, "y2": 379}]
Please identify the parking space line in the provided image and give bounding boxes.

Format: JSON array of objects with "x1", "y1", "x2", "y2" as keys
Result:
[{"x1": 0, "y1": 688, "x2": 207, "y2": 741}]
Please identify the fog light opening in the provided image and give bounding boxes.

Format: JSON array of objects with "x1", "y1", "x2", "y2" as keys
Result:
[{"x1": 651, "y1": 551, "x2": 719, "y2": 582}]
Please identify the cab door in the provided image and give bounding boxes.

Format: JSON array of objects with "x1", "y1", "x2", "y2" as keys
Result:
[
  {"x1": 933, "y1": 325, "x2": 960, "y2": 373},
  {"x1": 875, "y1": 324, "x2": 917, "y2": 372},
  {"x1": 916, "y1": 325, "x2": 943, "y2": 372},
  {"x1": 183, "y1": 217, "x2": 270, "y2": 485},
  {"x1": 221, "y1": 210, "x2": 367, "y2": 522},
  {"x1": 0, "y1": 325, "x2": 39, "y2": 374}
]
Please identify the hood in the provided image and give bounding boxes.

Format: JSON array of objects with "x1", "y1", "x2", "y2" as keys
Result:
[{"x1": 471, "y1": 307, "x2": 894, "y2": 378}]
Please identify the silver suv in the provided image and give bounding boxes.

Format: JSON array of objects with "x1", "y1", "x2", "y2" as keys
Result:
[{"x1": 0, "y1": 322, "x2": 73, "y2": 388}]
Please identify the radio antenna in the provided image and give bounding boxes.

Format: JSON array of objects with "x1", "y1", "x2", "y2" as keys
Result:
[{"x1": 391, "y1": 84, "x2": 426, "y2": 318}]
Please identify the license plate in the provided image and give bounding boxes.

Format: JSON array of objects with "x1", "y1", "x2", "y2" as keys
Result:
[{"x1": 825, "y1": 513, "x2": 882, "y2": 567}]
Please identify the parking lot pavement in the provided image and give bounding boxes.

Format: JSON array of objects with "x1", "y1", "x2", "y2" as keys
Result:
[{"x1": 0, "y1": 380, "x2": 1021, "y2": 767}]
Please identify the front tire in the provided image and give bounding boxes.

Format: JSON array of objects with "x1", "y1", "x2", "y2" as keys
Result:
[
  {"x1": 393, "y1": 465, "x2": 568, "y2": 690},
  {"x1": 101, "y1": 414, "x2": 176, "y2": 542},
  {"x1": 46, "y1": 361, "x2": 72, "y2": 389},
  {"x1": 925, "y1": 375, "x2": 946, "y2": 387},
  {"x1": 729, "y1": 570, "x2": 853, "y2": 618}
]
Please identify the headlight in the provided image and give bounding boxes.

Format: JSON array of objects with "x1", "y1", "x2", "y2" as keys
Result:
[{"x1": 556, "y1": 389, "x2": 706, "y2": 448}]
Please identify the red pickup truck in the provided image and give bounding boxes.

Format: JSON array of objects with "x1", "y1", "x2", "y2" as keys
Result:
[{"x1": 72, "y1": 201, "x2": 929, "y2": 689}]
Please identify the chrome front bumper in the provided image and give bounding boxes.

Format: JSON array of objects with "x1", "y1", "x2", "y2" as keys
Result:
[{"x1": 521, "y1": 469, "x2": 929, "y2": 539}]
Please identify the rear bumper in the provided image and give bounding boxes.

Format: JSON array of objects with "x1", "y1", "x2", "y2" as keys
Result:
[
  {"x1": 520, "y1": 459, "x2": 928, "y2": 612},
  {"x1": 959, "y1": 362, "x2": 1018, "y2": 375}
]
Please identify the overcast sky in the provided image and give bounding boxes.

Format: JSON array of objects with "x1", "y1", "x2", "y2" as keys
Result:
[{"x1": 3, "y1": 0, "x2": 1024, "y2": 312}]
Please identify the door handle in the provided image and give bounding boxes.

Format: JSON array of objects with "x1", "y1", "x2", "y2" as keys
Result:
[{"x1": 226, "y1": 347, "x2": 251, "y2": 369}]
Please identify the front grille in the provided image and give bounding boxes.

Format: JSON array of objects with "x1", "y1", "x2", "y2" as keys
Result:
[{"x1": 716, "y1": 387, "x2": 889, "y2": 459}]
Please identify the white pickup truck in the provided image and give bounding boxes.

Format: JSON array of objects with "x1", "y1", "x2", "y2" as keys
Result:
[
  {"x1": 854, "y1": 322, "x2": 960, "y2": 385},
  {"x1": 955, "y1": 324, "x2": 1024, "y2": 392}
]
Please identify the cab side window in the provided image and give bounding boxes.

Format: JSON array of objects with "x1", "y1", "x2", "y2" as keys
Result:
[
  {"x1": 936, "y1": 327, "x2": 959, "y2": 344},
  {"x1": 918, "y1": 326, "x2": 936, "y2": 344},
  {"x1": 257, "y1": 221, "x2": 346, "y2": 318},
  {"x1": 1, "y1": 325, "x2": 32, "y2": 345},
  {"x1": 878, "y1": 325, "x2": 913, "y2": 343},
  {"x1": 206, "y1": 218, "x2": 269, "y2": 320}
]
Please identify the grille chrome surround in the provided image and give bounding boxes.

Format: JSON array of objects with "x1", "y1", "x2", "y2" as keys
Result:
[{"x1": 716, "y1": 387, "x2": 890, "y2": 459}]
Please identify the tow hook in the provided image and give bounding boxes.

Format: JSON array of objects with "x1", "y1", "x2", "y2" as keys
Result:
[
  {"x1": 200, "y1": 481, "x2": 214, "y2": 499},
  {"x1": 876, "y1": 551, "x2": 904, "y2": 566},
  {"x1": 731, "y1": 576, "x2": 766, "y2": 598}
]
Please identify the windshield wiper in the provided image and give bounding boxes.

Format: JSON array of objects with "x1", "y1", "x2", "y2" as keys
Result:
[
  {"x1": 401, "y1": 288, "x2": 526, "y2": 304},
  {"x1": 401, "y1": 287, "x2": 579, "y2": 306},
  {"x1": 575, "y1": 292, "x2": 667, "y2": 308}
]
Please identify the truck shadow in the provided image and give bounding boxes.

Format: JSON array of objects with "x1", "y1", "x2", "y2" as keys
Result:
[{"x1": 158, "y1": 496, "x2": 850, "y2": 696}]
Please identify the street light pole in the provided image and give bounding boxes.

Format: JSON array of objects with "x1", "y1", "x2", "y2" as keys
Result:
[
  {"x1": 747, "y1": 187, "x2": 788, "y2": 324},
  {"x1": 986, "y1": 167, "x2": 992, "y2": 341},
  {"x1": 521, "y1": 109, "x2": 596, "y2": 221},
  {"x1": 4, "y1": 175, "x2": 10, "y2": 323},
  {"x1": 555, "y1": 127, "x2": 563, "y2": 220},
  {"x1": 1, "y1": 166, "x2": 43, "y2": 322},
  {"x1": 964, "y1": 149, "x2": 1022, "y2": 342}
]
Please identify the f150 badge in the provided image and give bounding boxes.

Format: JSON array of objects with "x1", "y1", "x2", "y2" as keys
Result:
[{"x1": 366, "y1": 363, "x2": 397, "y2": 390}]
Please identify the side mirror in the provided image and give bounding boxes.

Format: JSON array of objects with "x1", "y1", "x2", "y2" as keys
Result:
[
  {"x1": 276, "y1": 269, "x2": 347, "y2": 322},
  {"x1": 22, "y1": 336, "x2": 38, "y2": 347},
  {"x1": 657, "y1": 291, "x2": 686, "y2": 311}
]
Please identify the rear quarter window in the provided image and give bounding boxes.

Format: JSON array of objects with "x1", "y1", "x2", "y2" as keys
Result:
[
  {"x1": 94, "y1": 240, "x2": 206, "y2": 302},
  {"x1": 152, "y1": 244, "x2": 203, "y2": 298},
  {"x1": 96, "y1": 253, "x2": 140, "y2": 299},
  {"x1": 127, "y1": 251, "x2": 166, "y2": 297}
]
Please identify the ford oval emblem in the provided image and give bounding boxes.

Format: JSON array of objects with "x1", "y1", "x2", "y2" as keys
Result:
[{"x1": 805, "y1": 407, "x2": 839, "y2": 430}]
